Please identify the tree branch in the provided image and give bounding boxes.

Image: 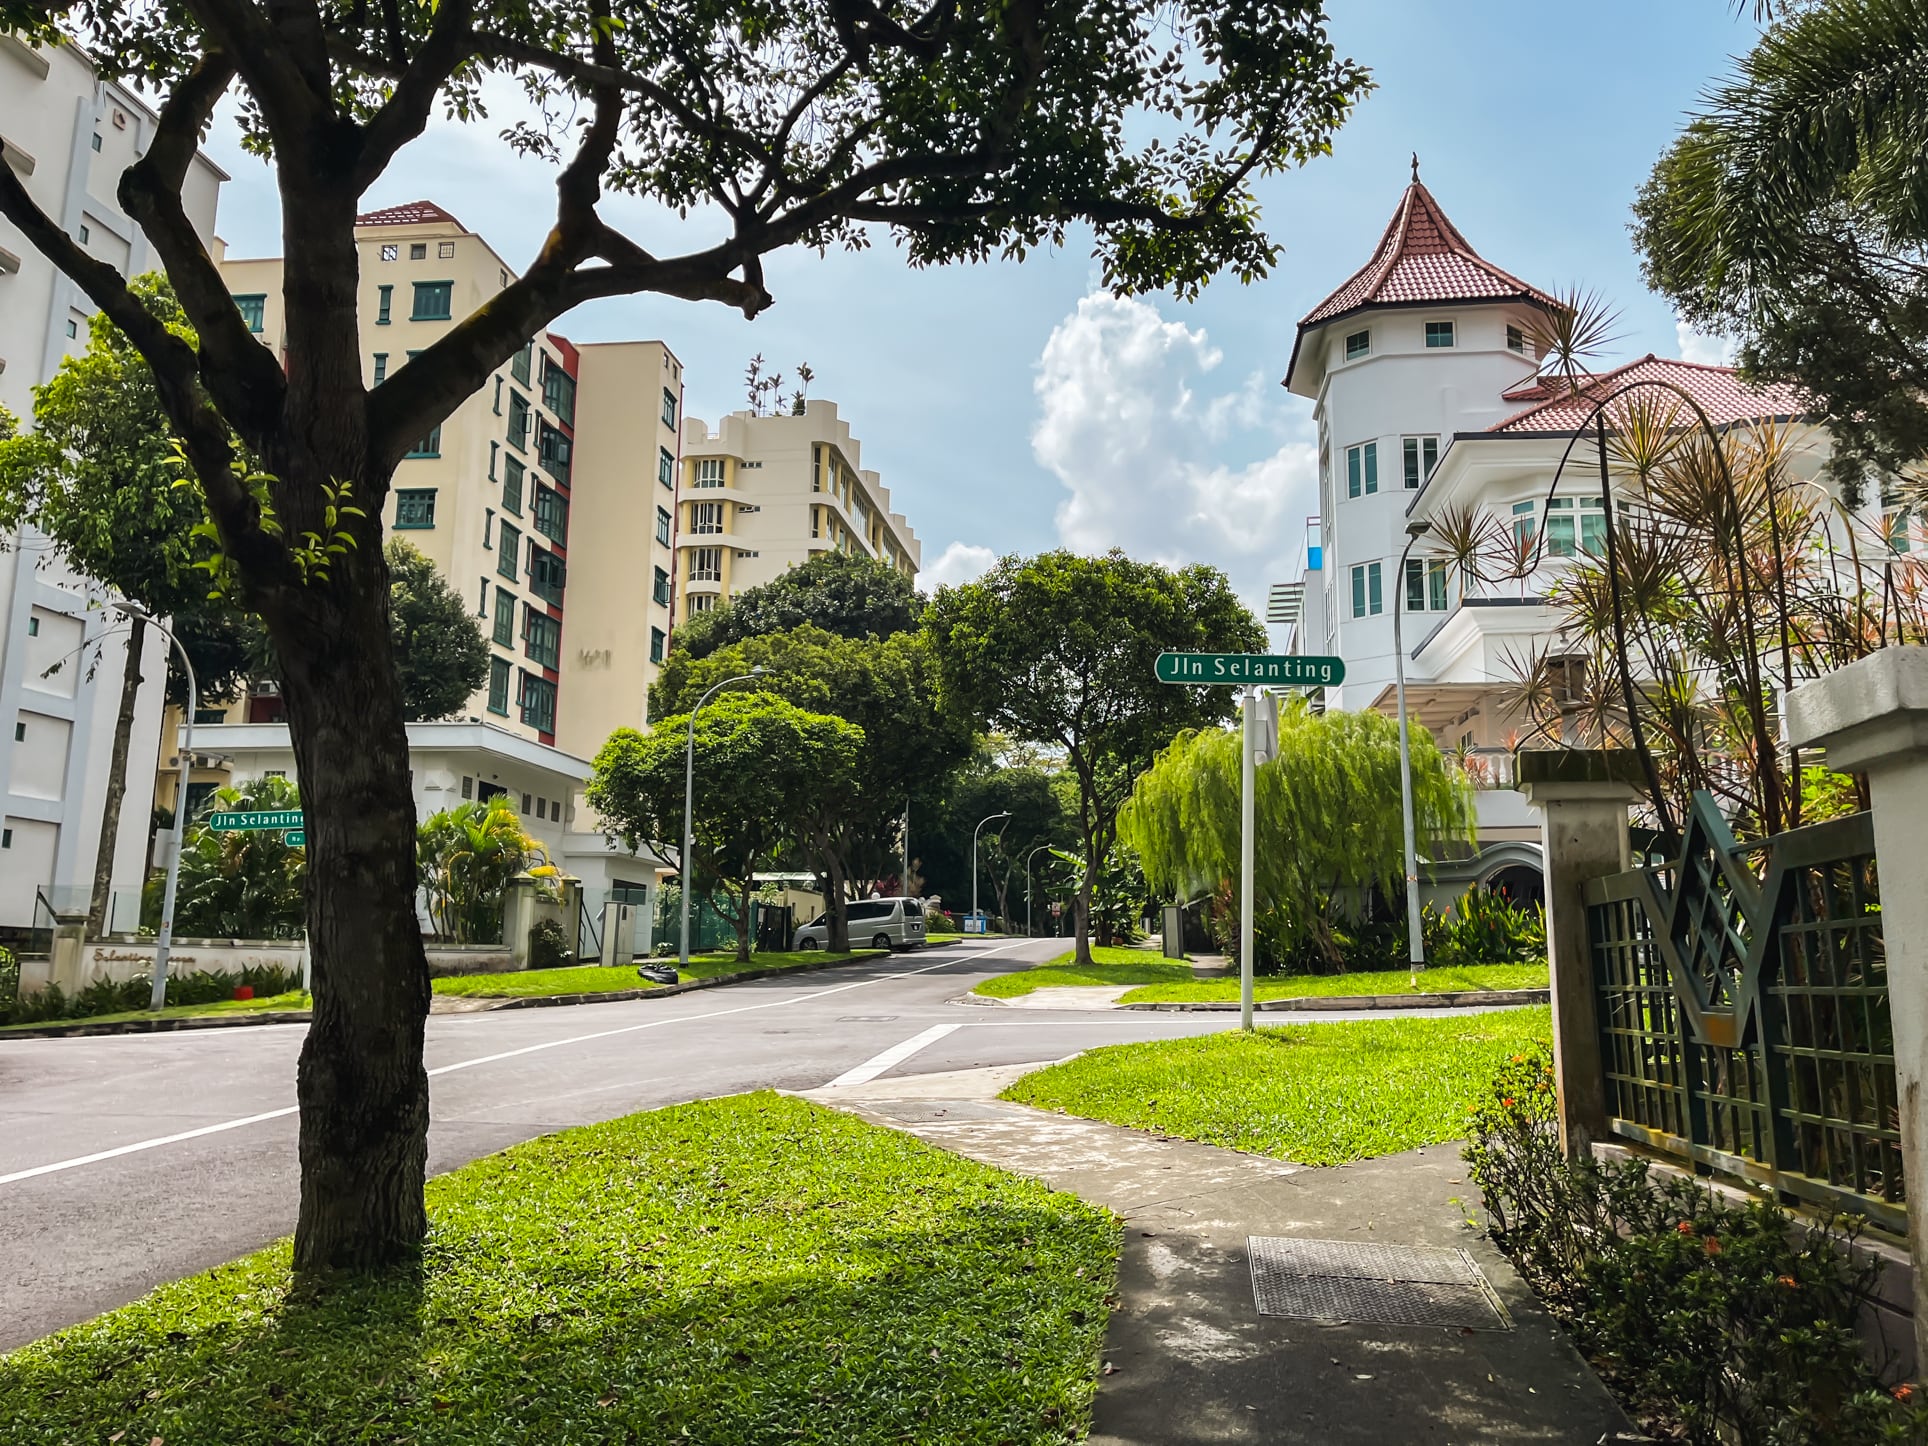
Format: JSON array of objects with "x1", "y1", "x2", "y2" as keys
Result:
[{"x1": 354, "y1": 0, "x2": 475, "y2": 189}]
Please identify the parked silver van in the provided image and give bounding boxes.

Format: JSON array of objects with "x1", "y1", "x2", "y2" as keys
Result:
[{"x1": 793, "y1": 897, "x2": 927, "y2": 952}]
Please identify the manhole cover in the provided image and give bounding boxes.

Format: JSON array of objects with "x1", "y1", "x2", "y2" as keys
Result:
[{"x1": 1246, "y1": 1237, "x2": 1511, "y2": 1331}]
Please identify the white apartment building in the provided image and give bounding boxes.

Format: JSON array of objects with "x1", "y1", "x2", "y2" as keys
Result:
[
  {"x1": 676, "y1": 401, "x2": 920, "y2": 619},
  {"x1": 0, "y1": 35, "x2": 226, "y2": 931}
]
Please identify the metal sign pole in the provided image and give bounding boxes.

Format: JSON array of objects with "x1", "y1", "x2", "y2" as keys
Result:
[{"x1": 1240, "y1": 687, "x2": 1256, "y2": 1033}]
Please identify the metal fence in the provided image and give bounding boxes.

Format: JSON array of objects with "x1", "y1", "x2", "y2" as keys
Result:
[{"x1": 1584, "y1": 791, "x2": 1903, "y2": 1233}]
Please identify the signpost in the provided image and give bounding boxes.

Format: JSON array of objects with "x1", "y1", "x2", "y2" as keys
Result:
[
  {"x1": 208, "y1": 809, "x2": 304, "y2": 832},
  {"x1": 1155, "y1": 653, "x2": 1341, "y2": 1031}
]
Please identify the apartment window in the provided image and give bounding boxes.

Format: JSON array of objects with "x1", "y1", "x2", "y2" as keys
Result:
[
  {"x1": 411, "y1": 280, "x2": 453, "y2": 321},
  {"x1": 1424, "y1": 319, "x2": 1456, "y2": 348},
  {"x1": 506, "y1": 391, "x2": 530, "y2": 452},
  {"x1": 655, "y1": 505, "x2": 673, "y2": 547},
  {"x1": 1512, "y1": 500, "x2": 1538, "y2": 551},
  {"x1": 1344, "y1": 329, "x2": 1370, "y2": 361},
  {"x1": 380, "y1": 244, "x2": 398, "y2": 262},
  {"x1": 1581, "y1": 497, "x2": 1608, "y2": 556},
  {"x1": 194, "y1": 709, "x2": 227, "y2": 725},
  {"x1": 810, "y1": 505, "x2": 821, "y2": 540},
  {"x1": 1349, "y1": 561, "x2": 1383, "y2": 618},
  {"x1": 540, "y1": 353, "x2": 576, "y2": 427},
  {"x1": 537, "y1": 420, "x2": 572, "y2": 485},
  {"x1": 488, "y1": 440, "x2": 498, "y2": 481},
  {"x1": 529, "y1": 547, "x2": 566, "y2": 604},
  {"x1": 78, "y1": 223, "x2": 91, "y2": 244},
  {"x1": 2, "y1": 827, "x2": 11, "y2": 848},
  {"x1": 511, "y1": 343, "x2": 532, "y2": 386},
  {"x1": 694, "y1": 458, "x2": 725, "y2": 489},
  {"x1": 650, "y1": 627, "x2": 666, "y2": 664},
  {"x1": 523, "y1": 606, "x2": 561, "y2": 669},
  {"x1": 812, "y1": 446, "x2": 823, "y2": 492},
  {"x1": 394, "y1": 489, "x2": 436, "y2": 529},
  {"x1": 1401, "y1": 436, "x2": 1439, "y2": 490},
  {"x1": 64, "y1": 318, "x2": 77, "y2": 339},
  {"x1": 686, "y1": 592, "x2": 716, "y2": 614},
  {"x1": 409, "y1": 242, "x2": 428, "y2": 260},
  {"x1": 497, "y1": 522, "x2": 521, "y2": 581},
  {"x1": 661, "y1": 387, "x2": 678, "y2": 428},
  {"x1": 691, "y1": 501, "x2": 724, "y2": 535},
  {"x1": 519, "y1": 672, "x2": 557, "y2": 733},
  {"x1": 1404, "y1": 558, "x2": 1449, "y2": 613},
  {"x1": 1506, "y1": 323, "x2": 1527, "y2": 355},
  {"x1": 1346, "y1": 441, "x2": 1378, "y2": 498},
  {"x1": 371, "y1": 353, "x2": 388, "y2": 385},
  {"x1": 462, "y1": 775, "x2": 474, "y2": 800},
  {"x1": 659, "y1": 448, "x2": 677, "y2": 489},
  {"x1": 404, "y1": 426, "x2": 441, "y2": 459},
  {"x1": 477, "y1": 578, "x2": 489, "y2": 617},
  {"x1": 502, "y1": 456, "x2": 524, "y2": 516},
  {"x1": 487, "y1": 657, "x2": 511, "y2": 715},
  {"x1": 12, "y1": 721, "x2": 22, "y2": 741},
  {"x1": 90, "y1": 132, "x2": 102, "y2": 152},
  {"x1": 688, "y1": 546, "x2": 723, "y2": 582},
  {"x1": 1546, "y1": 497, "x2": 1576, "y2": 557},
  {"x1": 234, "y1": 294, "x2": 266, "y2": 332},
  {"x1": 376, "y1": 284, "x2": 392, "y2": 324},
  {"x1": 493, "y1": 589, "x2": 516, "y2": 645},
  {"x1": 483, "y1": 508, "x2": 495, "y2": 549},
  {"x1": 652, "y1": 567, "x2": 671, "y2": 606},
  {"x1": 26, "y1": 617, "x2": 36, "y2": 636},
  {"x1": 522, "y1": 793, "x2": 532, "y2": 814},
  {"x1": 533, "y1": 484, "x2": 569, "y2": 544},
  {"x1": 492, "y1": 376, "x2": 503, "y2": 415},
  {"x1": 438, "y1": 241, "x2": 456, "y2": 259}
]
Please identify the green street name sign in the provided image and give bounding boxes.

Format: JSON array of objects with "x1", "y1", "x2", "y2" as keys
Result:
[
  {"x1": 208, "y1": 809, "x2": 305, "y2": 832},
  {"x1": 284, "y1": 830, "x2": 306, "y2": 848},
  {"x1": 1155, "y1": 653, "x2": 1345, "y2": 687}
]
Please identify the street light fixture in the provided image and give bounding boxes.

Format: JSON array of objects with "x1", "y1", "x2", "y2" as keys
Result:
[
  {"x1": 1392, "y1": 518, "x2": 1432, "y2": 988},
  {"x1": 1023, "y1": 841, "x2": 1053, "y2": 938},
  {"x1": 111, "y1": 601, "x2": 196, "y2": 1012},
  {"x1": 680, "y1": 667, "x2": 767, "y2": 969},
  {"x1": 970, "y1": 811, "x2": 1011, "y2": 932}
]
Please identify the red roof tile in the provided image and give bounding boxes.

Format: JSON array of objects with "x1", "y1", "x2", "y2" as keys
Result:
[
  {"x1": 354, "y1": 200, "x2": 465, "y2": 230},
  {"x1": 1487, "y1": 355, "x2": 1810, "y2": 434}
]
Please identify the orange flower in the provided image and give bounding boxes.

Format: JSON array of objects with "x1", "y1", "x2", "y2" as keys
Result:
[
  {"x1": 1703, "y1": 1236, "x2": 1721, "y2": 1256},
  {"x1": 1777, "y1": 1275, "x2": 1798, "y2": 1288},
  {"x1": 1502, "y1": 1097, "x2": 1515, "y2": 1107},
  {"x1": 1893, "y1": 1384, "x2": 1915, "y2": 1403},
  {"x1": 1511, "y1": 1054, "x2": 1525, "y2": 1064},
  {"x1": 1676, "y1": 1221, "x2": 1695, "y2": 1235}
]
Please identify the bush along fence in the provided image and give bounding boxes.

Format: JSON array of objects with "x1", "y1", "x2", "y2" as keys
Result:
[{"x1": 1509, "y1": 650, "x2": 1928, "y2": 1406}]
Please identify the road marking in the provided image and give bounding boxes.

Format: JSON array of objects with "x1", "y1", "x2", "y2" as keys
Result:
[
  {"x1": 821, "y1": 1023, "x2": 963, "y2": 1089},
  {"x1": 0, "y1": 940, "x2": 1039, "y2": 1187}
]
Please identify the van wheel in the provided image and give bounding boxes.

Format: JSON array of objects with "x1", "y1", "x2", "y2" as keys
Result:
[
  {"x1": 872, "y1": 933, "x2": 893, "y2": 952},
  {"x1": 799, "y1": 938, "x2": 821, "y2": 950}
]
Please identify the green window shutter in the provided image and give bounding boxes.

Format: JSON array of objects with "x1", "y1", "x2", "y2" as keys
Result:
[
  {"x1": 511, "y1": 343, "x2": 532, "y2": 386},
  {"x1": 411, "y1": 280, "x2": 453, "y2": 321},
  {"x1": 395, "y1": 489, "x2": 436, "y2": 529},
  {"x1": 1347, "y1": 447, "x2": 1361, "y2": 499},
  {"x1": 1429, "y1": 560, "x2": 1448, "y2": 612},
  {"x1": 1403, "y1": 438, "x2": 1420, "y2": 490},
  {"x1": 487, "y1": 658, "x2": 510, "y2": 714},
  {"x1": 234, "y1": 294, "x2": 266, "y2": 332},
  {"x1": 1405, "y1": 558, "x2": 1425, "y2": 612},
  {"x1": 1350, "y1": 565, "x2": 1366, "y2": 618},
  {"x1": 502, "y1": 457, "x2": 524, "y2": 516},
  {"x1": 1363, "y1": 441, "x2": 1378, "y2": 494},
  {"x1": 376, "y1": 285, "x2": 392, "y2": 325},
  {"x1": 493, "y1": 590, "x2": 515, "y2": 645},
  {"x1": 498, "y1": 522, "x2": 520, "y2": 581},
  {"x1": 1367, "y1": 561, "x2": 1383, "y2": 616}
]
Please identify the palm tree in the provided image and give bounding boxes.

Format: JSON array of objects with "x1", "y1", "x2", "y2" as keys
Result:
[{"x1": 417, "y1": 799, "x2": 548, "y2": 945}]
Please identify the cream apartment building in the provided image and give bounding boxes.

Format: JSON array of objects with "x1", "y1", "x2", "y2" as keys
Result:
[
  {"x1": 217, "y1": 202, "x2": 684, "y2": 762},
  {"x1": 676, "y1": 401, "x2": 920, "y2": 617}
]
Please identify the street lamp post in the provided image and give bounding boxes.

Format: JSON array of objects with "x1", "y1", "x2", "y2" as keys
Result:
[
  {"x1": 1393, "y1": 519, "x2": 1432, "y2": 988},
  {"x1": 680, "y1": 667, "x2": 766, "y2": 969},
  {"x1": 971, "y1": 811, "x2": 1010, "y2": 932},
  {"x1": 112, "y1": 602, "x2": 195, "y2": 1012},
  {"x1": 1024, "y1": 842, "x2": 1052, "y2": 938}
]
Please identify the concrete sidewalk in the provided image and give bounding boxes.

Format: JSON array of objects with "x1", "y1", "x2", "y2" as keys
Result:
[{"x1": 806, "y1": 1066, "x2": 1643, "y2": 1445}]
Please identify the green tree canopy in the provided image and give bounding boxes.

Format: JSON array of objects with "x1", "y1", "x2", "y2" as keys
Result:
[
  {"x1": 173, "y1": 776, "x2": 308, "y2": 940},
  {"x1": 671, "y1": 551, "x2": 922, "y2": 661},
  {"x1": 383, "y1": 540, "x2": 491, "y2": 722},
  {"x1": 925, "y1": 550, "x2": 1265, "y2": 961},
  {"x1": 919, "y1": 763, "x2": 1073, "y2": 926}
]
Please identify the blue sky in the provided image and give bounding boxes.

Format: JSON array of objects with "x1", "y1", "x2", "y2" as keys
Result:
[{"x1": 207, "y1": 2, "x2": 1761, "y2": 613}]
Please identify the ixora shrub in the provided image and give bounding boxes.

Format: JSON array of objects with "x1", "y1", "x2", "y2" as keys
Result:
[
  {"x1": 1, "y1": 962, "x2": 303, "y2": 1026},
  {"x1": 1464, "y1": 1049, "x2": 1924, "y2": 1444}
]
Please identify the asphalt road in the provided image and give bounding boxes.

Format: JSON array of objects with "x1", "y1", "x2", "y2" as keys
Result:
[{"x1": 0, "y1": 938, "x2": 1496, "y2": 1350}]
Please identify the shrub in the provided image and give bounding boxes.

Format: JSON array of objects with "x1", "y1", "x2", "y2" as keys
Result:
[
  {"x1": 1464, "y1": 1048, "x2": 1925, "y2": 1444},
  {"x1": 0, "y1": 962, "x2": 302, "y2": 1026},
  {"x1": 528, "y1": 917, "x2": 571, "y2": 970},
  {"x1": 1424, "y1": 888, "x2": 1544, "y2": 969},
  {"x1": 0, "y1": 944, "x2": 16, "y2": 1011},
  {"x1": 927, "y1": 909, "x2": 959, "y2": 933}
]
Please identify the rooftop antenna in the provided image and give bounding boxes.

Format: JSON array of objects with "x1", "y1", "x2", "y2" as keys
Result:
[{"x1": 1411, "y1": 152, "x2": 1420, "y2": 184}]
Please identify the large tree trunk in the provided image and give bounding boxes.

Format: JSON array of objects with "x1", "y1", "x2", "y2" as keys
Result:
[
  {"x1": 1073, "y1": 840, "x2": 1095, "y2": 967},
  {"x1": 824, "y1": 850, "x2": 850, "y2": 953},
  {"x1": 88, "y1": 613, "x2": 146, "y2": 937}
]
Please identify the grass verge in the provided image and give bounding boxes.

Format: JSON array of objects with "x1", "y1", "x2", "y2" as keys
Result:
[
  {"x1": 430, "y1": 949, "x2": 885, "y2": 999},
  {"x1": 0, "y1": 990, "x2": 311, "y2": 1033},
  {"x1": 1119, "y1": 962, "x2": 1548, "y2": 1005},
  {"x1": 0, "y1": 1092, "x2": 1117, "y2": 1445},
  {"x1": 973, "y1": 945, "x2": 1189, "y2": 997},
  {"x1": 1003, "y1": 1007, "x2": 1553, "y2": 1165}
]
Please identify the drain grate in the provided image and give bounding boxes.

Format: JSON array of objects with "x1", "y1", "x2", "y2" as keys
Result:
[{"x1": 1247, "y1": 1237, "x2": 1511, "y2": 1330}]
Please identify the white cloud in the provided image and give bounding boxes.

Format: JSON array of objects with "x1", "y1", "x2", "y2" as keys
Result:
[
  {"x1": 1675, "y1": 315, "x2": 1739, "y2": 368},
  {"x1": 1031, "y1": 293, "x2": 1317, "y2": 611},
  {"x1": 923, "y1": 541, "x2": 998, "y2": 590}
]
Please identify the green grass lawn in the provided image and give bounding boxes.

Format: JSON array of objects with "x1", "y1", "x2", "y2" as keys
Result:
[
  {"x1": 0, "y1": 1092, "x2": 1117, "y2": 1445},
  {"x1": 1119, "y1": 961, "x2": 1549, "y2": 1005},
  {"x1": 1003, "y1": 1007, "x2": 1553, "y2": 1165},
  {"x1": 430, "y1": 949, "x2": 885, "y2": 999},
  {"x1": 0, "y1": 990, "x2": 311, "y2": 1033},
  {"x1": 973, "y1": 945, "x2": 1192, "y2": 997}
]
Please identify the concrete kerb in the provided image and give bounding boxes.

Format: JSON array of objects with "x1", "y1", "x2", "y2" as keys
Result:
[
  {"x1": 958, "y1": 985, "x2": 1551, "y2": 1013},
  {"x1": 0, "y1": 1010, "x2": 315, "y2": 1041}
]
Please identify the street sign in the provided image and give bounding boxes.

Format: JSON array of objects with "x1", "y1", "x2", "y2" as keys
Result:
[
  {"x1": 207, "y1": 810, "x2": 304, "y2": 832},
  {"x1": 1155, "y1": 652, "x2": 1345, "y2": 688},
  {"x1": 284, "y1": 830, "x2": 306, "y2": 847}
]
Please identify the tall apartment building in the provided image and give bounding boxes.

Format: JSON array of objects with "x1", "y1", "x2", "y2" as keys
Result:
[
  {"x1": 676, "y1": 401, "x2": 920, "y2": 618},
  {"x1": 0, "y1": 35, "x2": 226, "y2": 931},
  {"x1": 217, "y1": 203, "x2": 684, "y2": 762}
]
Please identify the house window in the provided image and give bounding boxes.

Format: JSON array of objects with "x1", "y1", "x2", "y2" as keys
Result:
[
  {"x1": 13, "y1": 721, "x2": 23, "y2": 741},
  {"x1": 1513, "y1": 501, "x2": 1540, "y2": 552},
  {"x1": 1546, "y1": 497, "x2": 1576, "y2": 557},
  {"x1": 506, "y1": 391, "x2": 530, "y2": 452},
  {"x1": 533, "y1": 484, "x2": 568, "y2": 544},
  {"x1": 483, "y1": 508, "x2": 494, "y2": 549},
  {"x1": 652, "y1": 567, "x2": 671, "y2": 606},
  {"x1": 395, "y1": 489, "x2": 436, "y2": 529},
  {"x1": 462, "y1": 775, "x2": 474, "y2": 799},
  {"x1": 695, "y1": 458, "x2": 725, "y2": 488},
  {"x1": 656, "y1": 506, "x2": 673, "y2": 547},
  {"x1": 522, "y1": 793, "x2": 532, "y2": 814},
  {"x1": 537, "y1": 420, "x2": 572, "y2": 485},
  {"x1": 1349, "y1": 561, "x2": 1383, "y2": 618},
  {"x1": 376, "y1": 284, "x2": 392, "y2": 324},
  {"x1": 810, "y1": 505, "x2": 821, "y2": 539},
  {"x1": 488, "y1": 440, "x2": 499, "y2": 481},
  {"x1": 540, "y1": 354, "x2": 576, "y2": 427},
  {"x1": 78, "y1": 223, "x2": 90, "y2": 243},
  {"x1": 405, "y1": 426, "x2": 441, "y2": 459},
  {"x1": 372, "y1": 353, "x2": 388, "y2": 385},
  {"x1": 511, "y1": 343, "x2": 532, "y2": 386},
  {"x1": 409, "y1": 242, "x2": 427, "y2": 260},
  {"x1": 1346, "y1": 441, "x2": 1378, "y2": 498},
  {"x1": 487, "y1": 657, "x2": 511, "y2": 715},
  {"x1": 493, "y1": 589, "x2": 516, "y2": 645},
  {"x1": 1344, "y1": 329, "x2": 1370, "y2": 361},
  {"x1": 661, "y1": 388, "x2": 678, "y2": 428},
  {"x1": 65, "y1": 318, "x2": 77, "y2": 339},
  {"x1": 650, "y1": 627, "x2": 666, "y2": 664},
  {"x1": 492, "y1": 376, "x2": 503, "y2": 415},
  {"x1": 1581, "y1": 497, "x2": 1607, "y2": 556},
  {"x1": 691, "y1": 501, "x2": 724, "y2": 535},
  {"x1": 90, "y1": 132, "x2": 102, "y2": 152},
  {"x1": 1886, "y1": 505, "x2": 1914, "y2": 555},
  {"x1": 529, "y1": 548, "x2": 566, "y2": 604},
  {"x1": 1405, "y1": 558, "x2": 1449, "y2": 613},
  {"x1": 1424, "y1": 320, "x2": 1456, "y2": 348},
  {"x1": 234, "y1": 294, "x2": 266, "y2": 332},
  {"x1": 523, "y1": 606, "x2": 561, "y2": 669},
  {"x1": 502, "y1": 456, "x2": 524, "y2": 516},
  {"x1": 411, "y1": 280, "x2": 453, "y2": 321},
  {"x1": 26, "y1": 617, "x2": 37, "y2": 636},
  {"x1": 688, "y1": 546, "x2": 723, "y2": 582},
  {"x1": 660, "y1": 448, "x2": 677, "y2": 489},
  {"x1": 1507, "y1": 324, "x2": 1527, "y2": 355},
  {"x1": 438, "y1": 241, "x2": 456, "y2": 259},
  {"x1": 519, "y1": 672, "x2": 557, "y2": 733},
  {"x1": 380, "y1": 244, "x2": 398, "y2": 262},
  {"x1": 1402, "y1": 436, "x2": 1439, "y2": 490},
  {"x1": 686, "y1": 592, "x2": 716, "y2": 614},
  {"x1": 477, "y1": 578, "x2": 489, "y2": 617},
  {"x1": 497, "y1": 522, "x2": 521, "y2": 581}
]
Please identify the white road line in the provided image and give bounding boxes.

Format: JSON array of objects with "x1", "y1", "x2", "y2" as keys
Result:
[
  {"x1": 821, "y1": 1023, "x2": 963, "y2": 1089},
  {"x1": 0, "y1": 940, "x2": 1038, "y2": 1187}
]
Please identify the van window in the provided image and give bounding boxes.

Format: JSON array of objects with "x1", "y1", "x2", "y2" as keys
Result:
[
  {"x1": 903, "y1": 901, "x2": 923, "y2": 918},
  {"x1": 846, "y1": 901, "x2": 891, "y2": 922}
]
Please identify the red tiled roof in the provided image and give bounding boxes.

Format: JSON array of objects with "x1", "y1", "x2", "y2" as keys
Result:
[
  {"x1": 354, "y1": 200, "x2": 465, "y2": 230},
  {"x1": 1488, "y1": 355, "x2": 1811, "y2": 434}
]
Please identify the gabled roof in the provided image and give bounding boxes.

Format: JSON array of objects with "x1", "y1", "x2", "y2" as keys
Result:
[
  {"x1": 1488, "y1": 355, "x2": 1810, "y2": 434},
  {"x1": 354, "y1": 200, "x2": 466, "y2": 230}
]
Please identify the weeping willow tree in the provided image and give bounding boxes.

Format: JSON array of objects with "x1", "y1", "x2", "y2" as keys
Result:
[{"x1": 1117, "y1": 699, "x2": 1473, "y2": 966}]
